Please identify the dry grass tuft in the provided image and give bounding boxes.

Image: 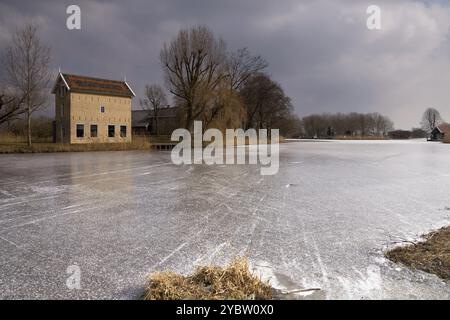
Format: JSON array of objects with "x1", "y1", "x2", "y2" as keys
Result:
[
  {"x1": 386, "y1": 226, "x2": 450, "y2": 280},
  {"x1": 143, "y1": 257, "x2": 273, "y2": 300}
]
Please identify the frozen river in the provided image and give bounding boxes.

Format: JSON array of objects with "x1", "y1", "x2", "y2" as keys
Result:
[{"x1": 0, "y1": 140, "x2": 449, "y2": 299}]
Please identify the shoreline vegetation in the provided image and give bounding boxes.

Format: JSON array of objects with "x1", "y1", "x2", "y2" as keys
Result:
[
  {"x1": 0, "y1": 133, "x2": 288, "y2": 154},
  {"x1": 334, "y1": 135, "x2": 388, "y2": 140},
  {"x1": 143, "y1": 257, "x2": 273, "y2": 300},
  {"x1": 386, "y1": 226, "x2": 450, "y2": 280},
  {"x1": 0, "y1": 133, "x2": 447, "y2": 154},
  {"x1": 0, "y1": 134, "x2": 151, "y2": 153}
]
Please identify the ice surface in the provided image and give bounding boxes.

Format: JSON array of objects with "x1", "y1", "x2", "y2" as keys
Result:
[{"x1": 0, "y1": 140, "x2": 449, "y2": 299}]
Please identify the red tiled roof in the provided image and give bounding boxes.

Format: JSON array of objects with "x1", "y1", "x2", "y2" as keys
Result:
[
  {"x1": 437, "y1": 123, "x2": 450, "y2": 134},
  {"x1": 53, "y1": 73, "x2": 135, "y2": 97}
]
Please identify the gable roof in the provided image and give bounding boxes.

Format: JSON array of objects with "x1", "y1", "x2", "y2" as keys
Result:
[
  {"x1": 436, "y1": 123, "x2": 450, "y2": 134},
  {"x1": 51, "y1": 73, "x2": 135, "y2": 97}
]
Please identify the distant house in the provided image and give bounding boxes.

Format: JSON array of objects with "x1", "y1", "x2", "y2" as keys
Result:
[
  {"x1": 51, "y1": 73, "x2": 135, "y2": 144},
  {"x1": 132, "y1": 106, "x2": 178, "y2": 136},
  {"x1": 388, "y1": 130, "x2": 412, "y2": 140},
  {"x1": 430, "y1": 123, "x2": 450, "y2": 141}
]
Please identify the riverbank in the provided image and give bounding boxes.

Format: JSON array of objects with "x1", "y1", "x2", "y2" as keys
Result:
[
  {"x1": 386, "y1": 226, "x2": 450, "y2": 280},
  {"x1": 0, "y1": 136, "x2": 151, "y2": 153},
  {"x1": 0, "y1": 135, "x2": 287, "y2": 154},
  {"x1": 335, "y1": 136, "x2": 388, "y2": 140}
]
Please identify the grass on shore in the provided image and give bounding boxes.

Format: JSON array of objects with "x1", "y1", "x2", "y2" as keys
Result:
[
  {"x1": 0, "y1": 133, "x2": 285, "y2": 154},
  {"x1": 143, "y1": 257, "x2": 273, "y2": 300},
  {"x1": 386, "y1": 226, "x2": 450, "y2": 280},
  {"x1": 0, "y1": 135, "x2": 151, "y2": 153}
]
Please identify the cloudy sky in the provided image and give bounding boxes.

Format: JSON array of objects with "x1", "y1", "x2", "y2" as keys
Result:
[{"x1": 1, "y1": 0, "x2": 450, "y2": 129}]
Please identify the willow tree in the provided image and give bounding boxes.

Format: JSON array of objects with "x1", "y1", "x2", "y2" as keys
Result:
[{"x1": 160, "y1": 25, "x2": 226, "y2": 130}]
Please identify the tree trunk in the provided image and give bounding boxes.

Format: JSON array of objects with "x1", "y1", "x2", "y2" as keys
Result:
[
  {"x1": 27, "y1": 108, "x2": 32, "y2": 147},
  {"x1": 155, "y1": 112, "x2": 159, "y2": 136},
  {"x1": 186, "y1": 105, "x2": 193, "y2": 132}
]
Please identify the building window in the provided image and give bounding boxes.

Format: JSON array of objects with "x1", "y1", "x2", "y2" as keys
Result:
[
  {"x1": 61, "y1": 103, "x2": 64, "y2": 118},
  {"x1": 100, "y1": 106, "x2": 105, "y2": 113},
  {"x1": 120, "y1": 125, "x2": 127, "y2": 138},
  {"x1": 61, "y1": 124, "x2": 65, "y2": 139},
  {"x1": 108, "y1": 125, "x2": 115, "y2": 137},
  {"x1": 76, "y1": 124, "x2": 84, "y2": 138},
  {"x1": 90, "y1": 125, "x2": 98, "y2": 138}
]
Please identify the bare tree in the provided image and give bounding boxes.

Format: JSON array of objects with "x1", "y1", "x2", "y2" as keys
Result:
[
  {"x1": 160, "y1": 26, "x2": 294, "y2": 132},
  {"x1": 377, "y1": 114, "x2": 394, "y2": 136},
  {"x1": 301, "y1": 112, "x2": 393, "y2": 138},
  {"x1": 0, "y1": 90, "x2": 27, "y2": 125},
  {"x1": 199, "y1": 48, "x2": 267, "y2": 128},
  {"x1": 303, "y1": 114, "x2": 328, "y2": 138},
  {"x1": 421, "y1": 108, "x2": 443, "y2": 133},
  {"x1": 275, "y1": 114, "x2": 303, "y2": 138},
  {"x1": 240, "y1": 73, "x2": 292, "y2": 130},
  {"x1": 160, "y1": 25, "x2": 226, "y2": 130},
  {"x1": 3, "y1": 23, "x2": 51, "y2": 146},
  {"x1": 225, "y1": 48, "x2": 267, "y2": 91},
  {"x1": 140, "y1": 84, "x2": 167, "y2": 135}
]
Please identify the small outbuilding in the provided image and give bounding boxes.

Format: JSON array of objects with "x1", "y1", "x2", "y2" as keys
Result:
[
  {"x1": 131, "y1": 107, "x2": 179, "y2": 136},
  {"x1": 430, "y1": 123, "x2": 450, "y2": 141}
]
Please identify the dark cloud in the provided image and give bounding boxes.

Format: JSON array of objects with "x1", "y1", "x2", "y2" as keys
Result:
[{"x1": 1, "y1": 0, "x2": 450, "y2": 129}]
